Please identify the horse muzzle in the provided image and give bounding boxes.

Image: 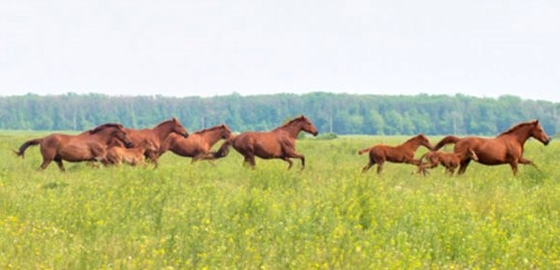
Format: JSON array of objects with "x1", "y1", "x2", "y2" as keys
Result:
[
  {"x1": 313, "y1": 131, "x2": 319, "y2": 136},
  {"x1": 183, "y1": 132, "x2": 189, "y2": 138},
  {"x1": 125, "y1": 142, "x2": 134, "y2": 148}
]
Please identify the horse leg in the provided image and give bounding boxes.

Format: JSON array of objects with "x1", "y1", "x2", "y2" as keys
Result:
[
  {"x1": 457, "y1": 159, "x2": 471, "y2": 175},
  {"x1": 39, "y1": 157, "x2": 53, "y2": 171},
  {"x1": 282, "y1": 157, "x2": 294, "y2": 170},
  {"x1": 248, "y1": 156, "x2": 256, "y2": 169},
  {"x1": 54, "y1": 157, "x2": 66, "y2": 172},
  {"x1": 418, "y1": 161, "x2": 437, "y2": 176},
  {"x1": 361, "y1": 160, "x2": 374, "y2": 173},
  {"x1": 509, "y1": 161, "x2": 519, "y2": 176},
  {"x1": 445, "y1": 167, "x2": 454, "y2": 176},
  {"x1": 519, "y1": 157, "x2": 538, "y2": 169},
  {"x1": 148, "y1": 152, "x2": 159, "y2": 168},
  {"x1": 376, "y1": 161, "x2": 385, "y2": 174},
  {"x1": 242, "y1": 155, "x2": 256, "y2": 169}
]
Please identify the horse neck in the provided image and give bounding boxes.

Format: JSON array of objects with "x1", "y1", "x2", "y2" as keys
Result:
[
  {"x1": 276, "y1": 123, "x2": 302, "y2": 138},
  {"x1": 401, "y1": 138, "x2": 423, "y2": 152},
  {"x1": 502, "y1": 125, "x2": 533, "y2": 145},
  {"x1": 90, "y1": 129, "x2": 115, "y2": 144},
  {"x1": 153, "y1": 122, "x2": 176, "y2": 141},
  {"x1": 201, "y1": 129, "x2": 224, "y2": 145}
]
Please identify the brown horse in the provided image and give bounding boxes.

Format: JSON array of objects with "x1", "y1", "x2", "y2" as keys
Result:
[
  {"x1": 15, "y1": 123, "x2": 133, "y2": 171},
  {"x1": 433, "y1": 119, "x2": 551, "y2": 175},
  {"x1": 214, "y1": 115, "x2": 319, "y2": 170},
  {"x1": 159, "y1": 124, "x2": 232, "y2": 163},
  {"x1": 114, "y1": 118, "x2": 189, "y2": 168},
  {"x1": 417, "y1": 148, "x2": 478, "y2": 176},
  {"x1": 106, "y1": 139, "x2": 158, "y2": 166},
  {"x1": 358, "y1": 134, "x2": 433, "y2": 174}
]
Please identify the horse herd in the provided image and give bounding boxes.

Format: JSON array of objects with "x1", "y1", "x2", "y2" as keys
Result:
[{"x1": 15, "y1": 115, "x2": 551, "y2": 176}]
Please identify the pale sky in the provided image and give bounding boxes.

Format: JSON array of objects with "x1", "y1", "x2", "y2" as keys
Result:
[{"x1": 1, "y1": 1, "x2": 559, "y2": 101}]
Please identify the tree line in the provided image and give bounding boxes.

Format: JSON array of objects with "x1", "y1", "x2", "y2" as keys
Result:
[{"x1": 1, "y1": 92, "x2": 559, "y2": 136}]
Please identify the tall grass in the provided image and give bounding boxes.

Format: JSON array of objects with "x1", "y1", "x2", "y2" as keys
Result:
[{"x1": 1, "y1": 133, "x2": 558, "y2": 269}]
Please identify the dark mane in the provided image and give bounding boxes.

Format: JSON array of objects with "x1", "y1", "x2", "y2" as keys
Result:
[
  {"x1": 89, "y1": 123, "x2": 123, "y2": 134},
  {"x1": 497, "y1": 120, "x2": 536, "y2": 137}
]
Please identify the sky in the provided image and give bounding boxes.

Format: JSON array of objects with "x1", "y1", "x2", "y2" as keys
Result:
[{"x1": 1, "y1": 0, "x2": 559, "y2": 101}]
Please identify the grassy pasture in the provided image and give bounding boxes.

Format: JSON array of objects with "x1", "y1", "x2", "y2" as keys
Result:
[{"x1": 0, "y1": 132, "x2": 559, "y2": 269}]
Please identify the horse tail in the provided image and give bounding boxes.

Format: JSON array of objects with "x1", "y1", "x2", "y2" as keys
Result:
[
  {"x1": 14, "y1": 138, "x2": 43, "y2": 158},
  {"x1": 358, "y1": 146, "x2": 373, "y2": 155},
  {"x1": 212, "y1": 136, "x2": 235, "y2": 159},
  {"x1": 433, "y1": 135, "x2": 461, "y2": 151}
]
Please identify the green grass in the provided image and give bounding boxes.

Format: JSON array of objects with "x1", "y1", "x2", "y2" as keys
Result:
[{"x1": 1, "y1": 133, "x2": 559, "y2": 269}]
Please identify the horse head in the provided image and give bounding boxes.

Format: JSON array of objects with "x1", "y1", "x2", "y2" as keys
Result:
[
  {"x1": 416, "y1": 134, "x2": 434, "y2": 150},
  {"x1": 112, "y1": 128, "x2": 134, "y2": 148},
  {"x1": 298, "y1": 115, "x2": 319, "y2": 136},
  {"x1": 220, "y1": 124, "x2": 233, "y2": 139},
  {"x1": 530, "y1": 120, "x2": 551, "y2": 145},
  {"x1": 170, "y1": 118, "x2": 189, "y2": 138}
]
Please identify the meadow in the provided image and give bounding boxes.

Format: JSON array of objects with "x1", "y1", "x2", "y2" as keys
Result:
[{"x1": 0, "y1": 132, "x2": 559, "y2": 269}]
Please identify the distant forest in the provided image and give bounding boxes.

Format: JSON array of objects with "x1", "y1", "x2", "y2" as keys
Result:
[{"x1": 1, "y1": 92, "x2": 559, "y2": 136}]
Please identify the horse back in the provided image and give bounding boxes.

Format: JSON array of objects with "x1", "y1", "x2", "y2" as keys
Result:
[
  {"x1": 455, "y1": 137, "x2": 515, "y2": 165},
  {"x1": 369, "y1": 145, "x2": 412, "y2": 162},
  {"x1": 232, "y1": 131, "x2": 285, "y2": 158}
]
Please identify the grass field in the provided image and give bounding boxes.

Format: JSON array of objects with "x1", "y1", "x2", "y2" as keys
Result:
[{"x1": 1, "y1": 132, "x2": 559, "y2": 269}]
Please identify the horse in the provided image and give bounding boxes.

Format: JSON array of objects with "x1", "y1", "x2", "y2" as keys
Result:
[
  {"x1": 213, "y1": 115, "x2": 319, "y2": 170},
  {"x1": 15, "y1": 123, "x2": 133, "y2": 171},
  {"x1": 417, "y1": 148, "x2": 478, "y2": 176},
  {"x1": 358, "y1": 134, "x2": 433, "y2": 174},
  {"x1": 432, "y1": 119, "x2": 551, "y2": 175},
  {"x1": 106, "y1": 139, "x2": 158, "y2": 166},
  {"x1": 159, "y1": 124, "x2": 232, "y2": 163},
  {"x1": 117, "y1": 118, "x2": 189, "y2": 168}
]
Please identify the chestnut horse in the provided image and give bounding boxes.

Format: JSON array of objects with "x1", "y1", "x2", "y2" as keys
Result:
[
  {"x1": 119, "y1": 118, "x2": 189, "y2": 168},
  {"x1": 107, "y1": 139, "x2": 158, "y2": 166},
  {"x1": 214, "y1": 115, "x2": 319, "y2": 170},
  {"x1": 159, "y1": 124, "x2": 232, "y2": 163},
  {"x1": 433, "y1": 119, "x2": 551, "y2": 175},
  {"x1": 15, "y1": 123, "x2": 133, "y2": 171},
  {"x1": 417, "y1": 148, "x2": 478, "y2": 176},
  {"x1": 358, "y1": 134, "x2": 433, "y2": 174}
]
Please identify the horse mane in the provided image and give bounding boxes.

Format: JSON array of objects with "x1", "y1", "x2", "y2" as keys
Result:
[
  {"x1": 155, "y1": 118, "x2": 176, "y2": 128},
  {"x1": 497, "y1": 120, "x2": 537, "y2": 137},
  {"x1": 89, "y1": 123, "x2": 124, "y2": 134},
  {"x1": 194, "y1": 124, "x2": 228, "y2": 135},
  {"x1": 274, "y1": 116, "x2": 305, "y2": 131},
  {"x1": 406, "y1": 133, "x2": 426, "y2": 143}
]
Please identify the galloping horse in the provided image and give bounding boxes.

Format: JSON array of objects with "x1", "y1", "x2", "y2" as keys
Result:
[
  {"x1": 433, "y1": 119, "x2": 551, "y2": 175},
  {"x1": 417, "y1": 148, "x2": 478, "y2": 176},
  {"x1": 120, "y1": 118, "x2": 189, "y2": 168},
  {"x1": 214, "y1": 115, "x2": 319, "y2": 170},
  {"x1": 358, "y1": 134, "x2": 433, "y2": 174},
  {"x1": 15, "y1": 123, "x2": 133, "y2": 171},
  {"x1": 107, "y1": 139, "x2": 158, "y2": 166},
  {"x1": 159, "y1": 124, "x2": 232, "y2": 163}
]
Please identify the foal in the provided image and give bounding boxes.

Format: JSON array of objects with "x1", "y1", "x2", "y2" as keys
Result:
[
  {"x1": 417, "y1": 149, "x2": 478, "y2": 176},
  {"x1": 359, "y1": 134, "x2": 433, "y2": 174},
  {"x1": 106, "y1": 139, "x2": 157, "y2": 166}
]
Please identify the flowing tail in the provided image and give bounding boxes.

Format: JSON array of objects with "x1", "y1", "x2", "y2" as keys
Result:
[
  {"x1": 210, "y1": 136, "x2": 235, "y2": 159},
  {"x1": 433, "y1": 135, "x2": 461, "y2": 151},
  {"x1": 358, "y1": 146, "x2": 373, "y2": 155},
  {"x1": 14, "y1": 138, "x2": 43, "y2": 158}
]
